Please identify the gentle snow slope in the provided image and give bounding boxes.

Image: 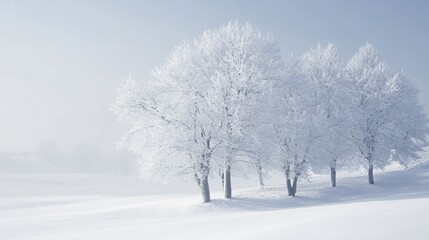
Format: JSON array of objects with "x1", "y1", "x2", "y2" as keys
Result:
[{"x1": 1, "y1": 165, "x2": 429, "y2": 240}]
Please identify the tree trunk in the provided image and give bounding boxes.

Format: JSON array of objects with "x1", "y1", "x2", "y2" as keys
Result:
[
  {"x1": 257, "y1": 163, "x2": 264, "y2": 189},
  {"x1": 285, "y1": 166, "x2": 294, "y2": 196},
  {"x1": 330, "y1": 166, "x2": 337, "y2": 187},
  {"x1": 291, "y1": 176, "x2": 298, "y2": 196},
  {"x1": 220, "y1": 167, "x2": 225, "y2": 189},
  {"x1": 286, "y1": 178, "x2": 293, "y2": 196},
  {"x1": 224, "y1": 164, "x2": 232, "y2": 198},
  {"x1": 200, "y1": 175, "x2": 211, "y2": 203},
  {"x1": 368, "y1": 164, "x2": 374, "y2": 185}
]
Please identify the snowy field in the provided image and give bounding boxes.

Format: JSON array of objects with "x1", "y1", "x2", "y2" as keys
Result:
[{"x1": 2, "y1": 163, "x2": 429, "y2": 240}]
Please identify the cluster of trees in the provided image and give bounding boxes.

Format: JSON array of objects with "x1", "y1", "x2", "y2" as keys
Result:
[{"x1": 112, "y1": 22, "x2": 428, "y2": 203}]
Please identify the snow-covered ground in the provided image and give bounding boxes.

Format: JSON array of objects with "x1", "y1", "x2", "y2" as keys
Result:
[{"x1": 1, "y1": 164, "x2": 429, "y2": 240}]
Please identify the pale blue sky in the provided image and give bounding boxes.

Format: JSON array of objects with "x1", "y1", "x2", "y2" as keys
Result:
[{"x1": 0, "y1": 0, "x2": 428, "y2": 153}]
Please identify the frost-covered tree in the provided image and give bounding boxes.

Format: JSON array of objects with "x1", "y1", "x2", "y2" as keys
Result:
[
  {"x1": 112, "y1": 42, "x2": 221, "y2": 203},
  {"x1": 269, "y1": 44, "x2": 354, "y2": 195},
  {"x1": 194, "y1": 22, "x2": 283, "y2": 198},
  {"x1": 346, "y1": 43, "x2": 396, "y2": 184},
  {"x1": 298, "y1": 44, "x2": 354, "y2": 187},
  {"x1": 270, "y1": 56, "x2": 327, "y2": 197},
  {"x1": 346, "y1": 43, "x2": 428, "y2": 184},
  {"x1": 377, "y1": 72, "x2": 428, "y2": 168}
]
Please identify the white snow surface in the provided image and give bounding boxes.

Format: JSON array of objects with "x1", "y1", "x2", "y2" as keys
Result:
[{"x1": 1, "y1": 164, "x2": 429, "y2": 240}]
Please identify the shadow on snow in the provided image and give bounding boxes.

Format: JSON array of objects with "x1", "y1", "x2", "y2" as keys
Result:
[{"x1": 196, "y1": 166, "x2": 429, "y2": 212}]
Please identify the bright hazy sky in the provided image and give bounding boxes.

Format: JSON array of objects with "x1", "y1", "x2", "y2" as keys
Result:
[{"x1": 0, "y1": 0, "x2": 428, "y2": 153}]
